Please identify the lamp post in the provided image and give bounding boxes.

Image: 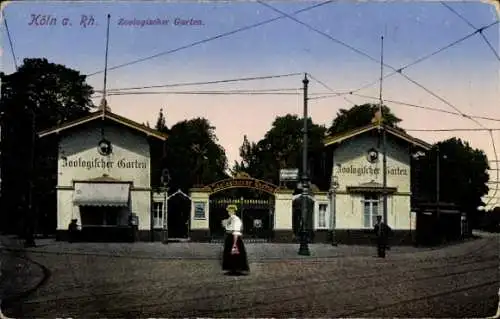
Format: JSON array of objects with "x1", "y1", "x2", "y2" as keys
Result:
[
  {"x1": 161, "y1": 168, "x2": 170, "y2": 244},
  {"x1": 330, "y1": 176, "x2": 339, "y2": 246},
  {"x1": 24, "y1": 107, "x2": 36, "y2": 248},
  {"x1": 192, "y1": 143, "x2": 208, "y2": 187},
  {"x1": 298, "y1": 74, "x2": 310, "y2": 256},
  {"x1": 436, "y1": 146, "x2": 448, "y2": 244}
]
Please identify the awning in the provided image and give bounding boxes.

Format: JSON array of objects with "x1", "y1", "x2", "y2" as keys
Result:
[
  {"x1": 346, "y1": 181, "x2": 397, "y2": 194},
  {"x1": 73, "y1": 182, "x2": 130, "y2": 207}
]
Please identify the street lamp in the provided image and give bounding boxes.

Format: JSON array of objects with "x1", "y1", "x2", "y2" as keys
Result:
[
  {"x1": 329, "y1": 175, "x2": 339, "y2": 246},
  {"x1": 24, "y1": 107, "x2": 36, "y2": 248},
  {"x1": 298, "y1": 74, "x2": 310, "y2": 256}
]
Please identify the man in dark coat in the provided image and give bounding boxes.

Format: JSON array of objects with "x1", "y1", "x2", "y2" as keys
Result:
[{"x1": 374, "y1": 215, "x2": 392, "y2": 258}]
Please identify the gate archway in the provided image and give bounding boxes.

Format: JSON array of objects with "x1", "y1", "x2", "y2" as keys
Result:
[{"x1": 205, "y1": 172, "x2": 279, "y2": 242}]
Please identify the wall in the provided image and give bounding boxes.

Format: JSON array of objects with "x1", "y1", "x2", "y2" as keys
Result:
[
  {"x1": 333, "y1": 134, "x2": 411, "y2": 193},
  {"x1": 58, "y1": 121, "x2": 151, "y2": 187},
  {"x1": 189, "y1": 190, "x2": 210, "y2": 241}
]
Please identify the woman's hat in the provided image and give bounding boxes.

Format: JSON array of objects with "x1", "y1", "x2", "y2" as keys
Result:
[{"x1": 226, "y1": 204, "x2": 238, "y2": 213}]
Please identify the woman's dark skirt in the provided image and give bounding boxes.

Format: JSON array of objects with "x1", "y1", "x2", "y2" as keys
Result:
[{"x1": 222, "y1": 233, "x2": 249, "y2": 273}]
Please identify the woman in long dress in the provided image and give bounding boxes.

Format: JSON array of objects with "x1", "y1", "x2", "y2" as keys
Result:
[{"x1": 222, "y1": 204, "x2": 249, "y2": 275}]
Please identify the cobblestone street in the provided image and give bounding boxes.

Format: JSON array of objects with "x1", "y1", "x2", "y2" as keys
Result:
[{"x1": 2, "y1": 235, "x2": 499, "y2": 318}]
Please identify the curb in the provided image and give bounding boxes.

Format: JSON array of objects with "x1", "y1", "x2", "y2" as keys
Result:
[{"x1": 0, "y1": 237, "x2": 52, "y2": 317}]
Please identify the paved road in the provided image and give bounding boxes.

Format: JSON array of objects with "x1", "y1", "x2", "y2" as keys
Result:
[{"x1": 3, "y1": 236, "x2": 499, "y2": 318}]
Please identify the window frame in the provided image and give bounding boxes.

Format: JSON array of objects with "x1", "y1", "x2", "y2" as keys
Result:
[
  {"x1": 193, "y1": 201, "x2": 207, "y2": 220},
  {"x1": 152, "y1": 201, "x2": 164, "y2": 229},
  {"x1": 362, "y1": 194, "x2": 380, "y2": 229},
  {"x1": 316, "y1": 202, "x2": 329, "y2": 230}
]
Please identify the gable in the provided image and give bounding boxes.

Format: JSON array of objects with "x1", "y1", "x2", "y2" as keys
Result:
[
  {"x1": 38, "y1": 110, "x2": 168, "y2": 141},
  {"x1": 324, "y1": 124, "x2": 431, "y2": 151}
]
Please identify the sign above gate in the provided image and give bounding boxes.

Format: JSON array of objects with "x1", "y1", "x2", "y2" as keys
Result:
[
  {"x1": 279, "y1": 168, "x2": 299, "y2": 182},
  {"x1": 207, "y1": 172, "x2": 279, "y2": 195}
]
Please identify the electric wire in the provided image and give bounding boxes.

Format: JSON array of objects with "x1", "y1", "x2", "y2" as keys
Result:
[
  {"x1": 440, "y1": 2, "x2": 500, "y2": 61},
  {"x1": 257, "y1": 2, "x2": 496, "y2": 124},
  {"x1": 348, "y1": 93, "x2": 500, "y2": 123},
  {"x1": 307, "y1": 74, "x2": 335, "y2": 92},
  {"x1": 439, "y1": 3, "x2": 500, "y2": 207},
  {"x1": 405, "y1": 128, "x2": 500, "y2": 132},
  {"x1": 93, "y1": 90, "x2": 303, "y2": 97},
  {"x1": 102, "y1": 73, "x2": 303, "y2": 92},
  {"x1": 323, "y1": 20, "x2": 498, "y2": 95},
  {"x1": 84, "y1": 1, "x2": 333, "y2": 77}
]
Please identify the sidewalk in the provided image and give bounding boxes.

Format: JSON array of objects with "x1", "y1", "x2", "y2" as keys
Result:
[{"x1": 5, "y1": 237, "x2": 440, "y2": 261}]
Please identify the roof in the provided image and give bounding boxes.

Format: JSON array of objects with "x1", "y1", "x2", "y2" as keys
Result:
[
  {"x1": 323, "y1": 123, "x2": 431, "y2": 150},
  {"x1": 38, "y1": 110, "x2": 168, "y2": 141}
]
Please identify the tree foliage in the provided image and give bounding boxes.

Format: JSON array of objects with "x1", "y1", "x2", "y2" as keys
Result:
[
  {"x1": 155, "y1": 108, "x2": 168, "y2": 133},
  {"x1": 328, "y1": 103, "x2": 402, "y2": 135},
  {"x1": 233, "y1": 114, "x2": 327, "y2": 186},
  {"x1": 414, "y1": 138, "x2": 489, "y2": 215},
  {"x1": 1, "y1": 58, "x2": 95, "y2": 233},
  {"x1": 163, "y1": 117, "x2": 228, "y2": 192}
]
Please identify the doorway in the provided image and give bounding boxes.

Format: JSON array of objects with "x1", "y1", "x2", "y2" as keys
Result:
[{"x1": 167, "y1": 193, "x2": 191, "y2": 239}]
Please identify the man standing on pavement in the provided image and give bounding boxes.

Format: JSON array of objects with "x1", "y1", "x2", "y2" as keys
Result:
[{"x1": 374, "y1": 215, "x2": 391, "y2": 258}]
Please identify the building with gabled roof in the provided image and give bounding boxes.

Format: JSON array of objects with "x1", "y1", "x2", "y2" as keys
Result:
[
  {"x1": 318, "y1": 123, "x2": 432, "y2": 245},
  {"x1": 38, "y1": 107, "x2": 169, "y2": 242}
]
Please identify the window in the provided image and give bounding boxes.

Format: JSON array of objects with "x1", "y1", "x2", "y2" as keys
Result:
[
  {"x1": 153, "y1": 202, "x2": 164, "y2": 229},
  {"x1": 363, "y1": 194, "x2": 380, "y2": 228},
  {"x1": 194, "y1": 202, "x2": 206, "y2": 220},
  {"x1": 318, "y1": 203, "x2": 328, "y2": 228}
]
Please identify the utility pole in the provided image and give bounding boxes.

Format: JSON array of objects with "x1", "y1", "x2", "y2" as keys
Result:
[
  {"x1": 378, "y1": 35, "x2": 388, "y2": 224},
  {"x1": 298, "y1": 73, "x2": 310, "y2": 256},
  {"x1": 99, "y1": 14, "x2": 111, "y2": 113},
  {"x1": 436, "y1": 145, "x2": 441, "y2": 243}
]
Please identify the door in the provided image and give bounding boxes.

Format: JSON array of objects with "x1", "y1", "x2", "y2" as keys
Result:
[{"x1": 168, "y1": 195, "x2": 191, "y2": 238}]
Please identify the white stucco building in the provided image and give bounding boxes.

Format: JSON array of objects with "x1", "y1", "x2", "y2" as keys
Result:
[
  {"x1": 38, "y1": 109, "x2": 168, "y2": 242},
  {"x1": 324, "y1": 123, "x2": 431, "y2": 245}
]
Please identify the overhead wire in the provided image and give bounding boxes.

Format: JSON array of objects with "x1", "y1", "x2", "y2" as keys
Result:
[
  {"x1": 437, "y1": 2, "x2": 500, "y2": 207},
  {"x1": 102, "y1": 72, "x2": 303, "y2": 92},
  {"x1": 288, "y1": 1, "x2": 499, "y2": 207},
  {"x1": 348, "y1": 93, "x2": 500, "y2": 123},
  {"x1": 93, "y1": 90, "x2": 303, "y2": 98},
  {"x1": 84, "y1": 1, "x2": 333, "y2": 77},
  {"x1": 259, "y1": 0, "x2": 496, "y2": 127},
  {"x1": 440, "y1": 2, "x2": 500, "y2": 61},
  {"x1": 404, "y1": 128, "x2": 500, "y2": 132}
]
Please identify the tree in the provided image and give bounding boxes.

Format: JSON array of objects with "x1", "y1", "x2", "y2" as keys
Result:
[
  {"x1": 233, "y1": 114, "x2": 327, "y2": 186},
  {"x1": 164, "y1": 118, "x2": 228, "y2": 192},
  {"x1": 328, "y1": 103, "x2": 402, "y2": 135},
  {"x1": 154, "y1": 108, "x2": 168, "y2": 133},
  {"x1": 0, "y1": 58, "x2": 95, "y2": 234},
  {"x1": 414, "y1": 138, "x2": 490, "y2": 231}
]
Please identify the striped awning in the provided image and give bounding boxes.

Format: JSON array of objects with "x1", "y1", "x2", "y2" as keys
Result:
[{"x1": 73, "y1": 182, "x2": 130, "y2": 207}]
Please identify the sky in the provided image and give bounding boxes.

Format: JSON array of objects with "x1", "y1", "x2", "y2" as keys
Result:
[{"x1": 1, "y1": 1, "x2": 499, "y2": 206}]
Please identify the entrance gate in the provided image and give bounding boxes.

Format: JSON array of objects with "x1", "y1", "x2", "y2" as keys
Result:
[
  {"x1": 204, "y1": 172, "x2": 279, "y2": 242},
  {"x1": 209, "y1": 198, "x2": 275, "y2": 240}
]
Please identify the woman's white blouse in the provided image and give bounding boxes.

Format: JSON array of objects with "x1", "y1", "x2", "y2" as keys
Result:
[{"x1": 223, "y1": 215, "x2": 242, "y2": 235}]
